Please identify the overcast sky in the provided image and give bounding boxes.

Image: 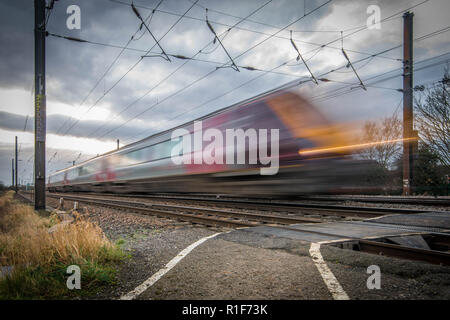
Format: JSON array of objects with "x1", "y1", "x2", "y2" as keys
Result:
[{"x1": 0, "y1": 0, "x2": 449, "y2": 185}]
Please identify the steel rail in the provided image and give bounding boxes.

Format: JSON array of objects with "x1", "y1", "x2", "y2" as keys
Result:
[
  {"x1": 19, "y1": 192, "x2": 450, "y2": 265},
  {"x1": 39, "y1": 193, "x2": 325, "y2": 227},
  {"x1": 358, "y1": 239, "x2": 450, "y2": 266},
  {"x1": 296, "y1": 195, "x2": 450, "y2": 206},
  {"x1": 45, "y1": 191, "x2": 430, "y2": 218}
]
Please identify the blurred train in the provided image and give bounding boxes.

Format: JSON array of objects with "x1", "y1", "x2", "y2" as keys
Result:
[{"x1": 47, "y1": 90, "x2": 370, "y2": 196}]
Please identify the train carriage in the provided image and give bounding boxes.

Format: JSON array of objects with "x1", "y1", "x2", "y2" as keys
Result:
[{"x1": 48, "y1": 90, "x2": 363, "y2": 195}]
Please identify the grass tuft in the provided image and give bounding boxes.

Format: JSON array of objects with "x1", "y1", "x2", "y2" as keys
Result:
[{"x1": 0, "y1": 191, "x2": 125, "y2": 299}]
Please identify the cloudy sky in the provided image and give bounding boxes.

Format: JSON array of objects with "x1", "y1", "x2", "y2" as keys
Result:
[{"x1": 0, "y1": 0, "x2": 449, "y2": 185}]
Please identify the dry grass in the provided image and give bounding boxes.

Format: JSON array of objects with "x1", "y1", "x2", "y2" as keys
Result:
[{"x1": 0, "y1": 191, "x2": 125, "y2": 299}]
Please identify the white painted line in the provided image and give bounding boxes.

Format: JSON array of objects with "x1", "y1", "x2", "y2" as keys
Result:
[
  {"x1": 120, "y1": 232, "x2": 222, "y2": 300},
  {"x1": 309, "y1": 242, "x2": 350, "y2": 300}
]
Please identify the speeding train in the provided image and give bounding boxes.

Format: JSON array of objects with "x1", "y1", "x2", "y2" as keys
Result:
[{"x1": 48, "y1": 90, "x2": 368, "y2": 195}]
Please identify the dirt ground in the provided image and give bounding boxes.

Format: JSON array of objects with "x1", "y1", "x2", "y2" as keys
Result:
[{"x1": 44, "y1": 196, "x2": 450, "y2": 300}]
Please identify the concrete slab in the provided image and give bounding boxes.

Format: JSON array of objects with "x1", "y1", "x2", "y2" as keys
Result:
[
  {"x1": 240, "y1": 225, "x2": 342, "y2": 243},
  {"x1": 367, "y1": 211, "x2": 450, "y2": 230},
  {"x1": 129, "y1": 213, "x2": 450, "y2": 300},
  {"x1": 139, "y1": 237, "x2": 332, "y2": 300},
  {"x1": 241, "y1": 220, "x2": 433, "y2": 243},
  {"x1": 387, "y1": 235, "x2": 430, "y2": 250},
  {"x1": 135, "y1": 227, "x2": 450, "y2": 300}
]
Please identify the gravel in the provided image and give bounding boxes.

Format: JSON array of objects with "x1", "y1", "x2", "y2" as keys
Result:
[
  {"x1": 29, "y1": 195, "x2": 450, "y2": 300},
  {"x1": 45, "y1": 196, "x2": 221, "y2": 299}
]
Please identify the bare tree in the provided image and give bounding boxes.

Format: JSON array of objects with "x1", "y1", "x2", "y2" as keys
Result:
[
  {"x1": 359, "y1": 114, "x2": 402, "y2": 169},
  {"x1": 414, "y1": 68, "x2": 450, "y2": 167}
]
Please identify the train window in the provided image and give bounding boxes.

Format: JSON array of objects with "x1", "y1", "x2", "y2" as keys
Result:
[
  {"x1": 149, "y1": 140, "x2": 177, "y2": 161},
  {"x1": 122, "y1": 150, "x2": 141, "y2": 166},
  {"x1": 78, "y1": 163, "x2": 96, "y2": 176},
  {"x1": 68, "y1": 169, "x2": 77, "y2": 179},
  {"x1": 114, "y1": 139, "x2": 180, "y2": 168}
]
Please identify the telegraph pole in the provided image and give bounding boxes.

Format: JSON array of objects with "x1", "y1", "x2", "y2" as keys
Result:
[
  {"x1": 11, "y1": 159, "x2": 14, "y2": 188},
  {"x1": 402, "y1": 12, "x2": 414, "y2": 196},
  {"x1": 15, "y1": 136, "x2": 18, "y2": 193},
  {"x1": 117, "y1": 139, "x2": 120, "y2": 150},
  {"x1": 34, "y1": 0, "x2": 46, "y2": 209}
]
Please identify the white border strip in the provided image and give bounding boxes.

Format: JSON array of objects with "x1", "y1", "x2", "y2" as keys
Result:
[
  {"x1": 309, "y1": 242, "x2": 350, "y2": 300},
  {"x1": 120, "y1": 232, "x2": 222, "y2": 300}
]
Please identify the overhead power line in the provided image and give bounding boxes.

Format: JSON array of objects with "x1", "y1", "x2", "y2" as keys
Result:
[
  {"x1": 99, "y1": 2, "x2": 446, "y2": 144},
  {"x1": 205, "y1": 8, "x2": 239, "y2": 71},
  {"x1": 107, "y1": 0, "x2": 432, "y2": 61},
  {"x1": 51, "y1": 0, "x2": 439, "y2": 164},
  {"x1": 131, "y1": 2, "x2": 171, "y2": 61},
  {"x1": 53, "y1": 1, "x2": 164, "y2": 135},
  {"x1": 59, "y1": 0, "x2": 198, "y2": 137},
  {"x1": 45, "y1": 0, "x2": 58, "y2": 28},
  {"x1": 123, "y1": 45, "x2": 400, "y2": 143},
  {"x1": 124, "y1": 41, "x2": 450, "y2": 143},
  {"x1": 290, "y1": 30, "x2": 318, "y2": 84},
  {"x1": 89, "y1": 0, "x2": 275, "y2": 139},
  {"x1": 341, "y1": 48, "x2": 367, "y2": 90},
  {"x1": 311, "y1": 56, "x2": 450, "y2": 103},
  {"x1": 185, "y1": 0, "x2": 405, "y2": 34},
  {"x1": 97, "y1": 0, "x2": 333, "y2": 141}
]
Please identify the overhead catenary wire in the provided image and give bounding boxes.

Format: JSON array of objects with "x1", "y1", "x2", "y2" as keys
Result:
[
  {"x1": 47, "y1": 152, "x2": 58, "y2": 164},
  {"x1": 107, "y1": 0, "x2": 432, "y2": 61},
  {"x1": 53, "y1": 1, "x2": 164, "y2": 135},
  {"x1": 290, "y1": 30, "x2": 318, "y2": 84},
  {"x1": 48, "y1": 0, "x2": 414, "y2": 66},
  {"x1": 103, "y1": 6, "x2": 447, "y2": 144},
  {"x1": 175, "y1": 55, "x2": 450, "y2": 138},
  {"x1": 124, "y1": 43, "x2": 402, "y2": 143},
  {"x1": 48, "y1": 33, "x2": 319, "y2": 78},
  {"x1": 311, "y1": 52, "x2": 450, "y2": 102},
  {"x1": 59, "y1": 0, "x2": 198, "y2": 137},
  {"x1": 52, "y1": 0, "x2": 441, "y2": 165},
  {"x1": 311, "y1": 60, "x2": 450, "y2": 103},
  {"x1": 47, "y1": 29, "x2": 400, "y2": 64},
  {"x1": 131, "y1": 2, "x2": 171, "y2": 61},
  {"x1": 97, "y1": 0, "x2": 333, "y2": 141},
  {"x1": 45, "y1": 0, "x2": 57, "y2": 28},
  {"x1": 393, "y1": 97, "x2": 404, "y2": 116},
  {"x1": 89, "y1": 0, "x2": 276, "y2": 139},
  {"x1": 341, "y1": 48, "x2": 367, "y2": 90},
  {"x1": 55, "y1": 22, "x2": 449, "y2": 162},
  {"x1": 123, "y1": 40, "x2": 450, "y2": 143},
  {"x1": 186, "y1": 0, "x2": 336, "y2": 34},
  {"x1": 186, "y1": 0, "x2": 406, "y2": 34},
  {"x1": 92, "y1": 1, "x2": 443, "y2": 140},
  {"x1": 127, "y1": 14, "x2": 445, "y2": 143},
  {"x1": 23, "y1": 115, "x2": 29, "y2": 132},
  {"x1": 46, "y1": 30, "x2": 396, "y2": 82},
  {"x1": 205, "y1": 8, "x2": 239, "y2": 71}
]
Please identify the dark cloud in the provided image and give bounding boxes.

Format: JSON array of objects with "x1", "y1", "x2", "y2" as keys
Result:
[{"x1": 0, "y1": 110, "x2": 155, "y2": 141}]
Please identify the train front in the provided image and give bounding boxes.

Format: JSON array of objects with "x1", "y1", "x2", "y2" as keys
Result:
[{"x1": 255, "y1": 91, "x2": 375, "y2": 195}]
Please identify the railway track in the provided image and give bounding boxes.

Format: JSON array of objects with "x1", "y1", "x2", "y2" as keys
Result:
[
  {"x1": 298, "y1": 195, "x2": 450, "y2": 206},
  {"x1": 53, "y1": 192, "x2": 449, "y2": 206},
  {"x1": 21, "y1": 192, "x2": 324, "y2": 228},
  {"x1": 44, "y1": 191, "x2": 435, "y2": 219},
  {"x1": 19, "y1": 192, "x2": 450, "y2": 265}
]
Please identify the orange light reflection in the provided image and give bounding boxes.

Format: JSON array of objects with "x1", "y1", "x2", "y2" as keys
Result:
[{"x1": 298, "y1": 137, "x2": 417, "y2": 156}]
